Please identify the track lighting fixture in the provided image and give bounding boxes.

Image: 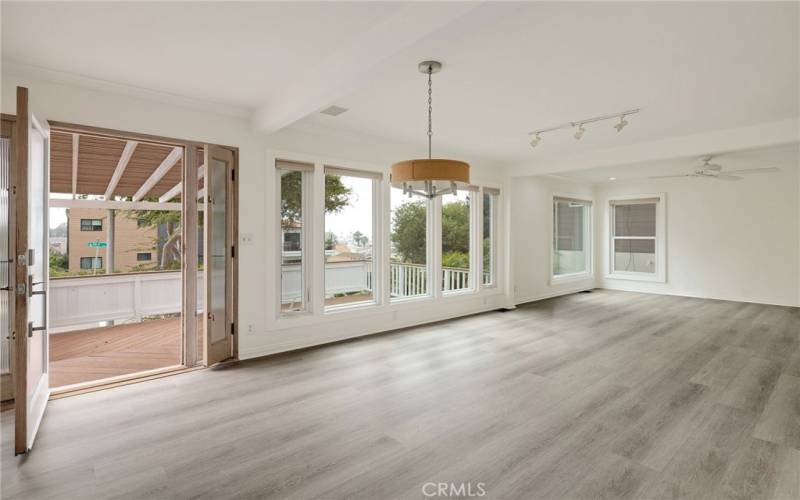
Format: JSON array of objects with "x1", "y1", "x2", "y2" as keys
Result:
[
  {"x1": 528, "y1": 108, "x2": 640, "y2": 149},
  {"x1": 614, "y1": 115, "x2": 629, "y2": 132},
  {"x1": 573, "y1": 123, "x2": 586, "y2": 140}
]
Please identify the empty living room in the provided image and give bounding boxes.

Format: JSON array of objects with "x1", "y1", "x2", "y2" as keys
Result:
[{"x1": 1, "y1": 2, "x2": 798, "y2": 499}]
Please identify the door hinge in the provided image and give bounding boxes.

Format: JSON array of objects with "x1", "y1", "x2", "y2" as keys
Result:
[
  {"x1": 231, "y1": 245, "x2": 235, "y2": 259},
  {"x1": 231, "y1": 169, "x2": 235, "y2": 182},
  {"x1": 230, "y1": 323, "x2": 235, "y2": 336}
]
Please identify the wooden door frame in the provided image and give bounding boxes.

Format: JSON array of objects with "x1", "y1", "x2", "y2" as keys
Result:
[
  {"x1": 35, "y1": 120, "x2": 238, "y2": 388},
  {"x1": 2, "y1": 114, "x2": 17, "y2": 404},
  {"x1": 13, "y1": 88, "x2": 29, "y2": 454}
]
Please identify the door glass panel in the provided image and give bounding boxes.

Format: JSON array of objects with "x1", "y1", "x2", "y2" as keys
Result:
[
  {"x1": 28, "y1": 126, "x2": 47, "y2": 400},
  {"x1": 209, "y1": 158, "x2": 227, "y2": 343}
]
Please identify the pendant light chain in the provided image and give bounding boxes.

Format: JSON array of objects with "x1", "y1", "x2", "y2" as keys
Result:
[{"x1": 427, "y1": 65, "x2": 433, "y2": 160}]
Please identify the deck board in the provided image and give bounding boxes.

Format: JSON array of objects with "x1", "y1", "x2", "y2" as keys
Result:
[{"x1": 48, "y1": 317, "x2": 196, "y2": 388}]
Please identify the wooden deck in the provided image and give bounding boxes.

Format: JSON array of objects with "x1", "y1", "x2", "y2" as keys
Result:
[{"x1": 49, "y1": 317, "x2": 195, "y2": 388}]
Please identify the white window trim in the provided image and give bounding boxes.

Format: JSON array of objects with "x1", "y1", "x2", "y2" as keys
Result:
[
  {"x1": 323, "y1": 166, "x2": 382, "y2": 313},
  {"x1": 605, "y1": 193, "x2": 667, "y2": 283},
  {"x1": 389, "y1": 187, "x2": 435, "y2": 303},
  {"x1": 276, "y1": 160, "x2": 314, "y2": 317},
  {"x1": 550, "y1": 195, "x2": 594, "y2": 285}
]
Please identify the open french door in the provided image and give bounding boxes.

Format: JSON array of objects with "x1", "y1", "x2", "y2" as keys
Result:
[
  {"x1": 203, "y1": 145, "x2": 235, "y2": 366},
  {"x1": 12, "y1": 87, "x2": 50, "y2": 454}
]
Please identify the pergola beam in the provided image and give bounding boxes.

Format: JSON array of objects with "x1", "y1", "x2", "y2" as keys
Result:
[
  {"x1": 71, "y1": 134, "x2": 79, "y2": 199},
  {"x1": 132, "y1": 146, "x2": 182, "y2": 202},
  {"x1": 159, "y1": 164, "x2": 205, "y2": 203},
  {"x1": 104, "y1": 140, "x2": 138, "y2": 200},
  {"x1": 49, "y1": 197, "x2": 187, "y2": 212}
]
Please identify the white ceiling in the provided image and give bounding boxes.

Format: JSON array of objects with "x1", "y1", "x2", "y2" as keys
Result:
[
  {"x1": 2, "y1": 2, "x2": 798, "y2": 167},
  {"x1": 552, "y1": 143, "x2": 800, "y2": 185}
]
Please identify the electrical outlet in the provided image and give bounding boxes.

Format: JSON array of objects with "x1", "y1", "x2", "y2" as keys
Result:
[{"x1": 240, "y1": 233, "x2": 254, "y2": 245}]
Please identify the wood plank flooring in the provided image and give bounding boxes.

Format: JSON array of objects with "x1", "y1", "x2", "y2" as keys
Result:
[
  {"x1": 2, "y1": 290, "x2": 798, "y2": 499},
  {"x1": 49, "y1": 317, "x2": 202, "y2": 388}
]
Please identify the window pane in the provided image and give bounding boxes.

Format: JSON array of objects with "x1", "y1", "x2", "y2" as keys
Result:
[
  {"x1": 442, "y1": 190, "x2": 471, "y2": 292},
  {"x1": 614, "y1": 203, "x2": 656, "y2": 237},
  {"x1": 325, "y1": 174, "x2": 374, "y2": 308},
  {"x1": 553, "y1": 200, "x2": 588, "y2": 276},
  {"x1": 390, "y1": 186, "x2": 429, "y2": 299},
  {"x1": 482, "y1": 192, "x2": 496, "y2": 286},
  {"x1": 614, "y1": 238, "x2": 655, "y2": 273},
  {"x1": 280, "y1": 169, "x2": 305, "y2": 312}
]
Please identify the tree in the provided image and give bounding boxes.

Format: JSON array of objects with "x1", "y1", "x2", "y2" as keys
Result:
[
  {"x1": 49, "y1": 249, "x2": 68, "y2": 277},
  {"x1": 124, "y1": 208, "x2": 182, "y2": 269},
  {"x1": 442, "y1": 200, "x2": 470, "y2": 256},
  {"x1": 281, "y1": 171, "x2": 351, "y2": 225},
  {"x1": 351, "y1": 230, "x2": 369, "y2": 247},
  {"x1": 325, "y1": 231, "x2": 337, "y2": 250},
  {"x1": 391, "y1": 201, "x2": 427, "y2": 263}
]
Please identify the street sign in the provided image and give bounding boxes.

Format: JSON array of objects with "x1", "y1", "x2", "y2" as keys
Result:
[{"x1": 87, "y1": 241, "x2": 108, "y2": 248}]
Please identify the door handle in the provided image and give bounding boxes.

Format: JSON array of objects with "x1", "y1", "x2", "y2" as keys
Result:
[
  {"x1": 28, "y1": 321, "x2": 45, "y2": 338},
  {"x1": 27, "y1": 274, "x2": 46, "y2": 297}
]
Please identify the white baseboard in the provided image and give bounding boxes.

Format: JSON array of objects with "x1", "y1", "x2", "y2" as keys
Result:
[
  {"x1": 239, "y1": 303, "x2": 505, "y2": 360},
  {"x1": 514, "y1": 285, "x2": 595, "y2": 306},
  {"x1": 599, "y1": 283, "x2": 799, "y2": 308}
]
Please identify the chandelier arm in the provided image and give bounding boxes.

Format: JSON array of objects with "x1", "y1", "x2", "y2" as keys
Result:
[{"x1": 427, "y1": 66, "x2": 433, "y2": 160}]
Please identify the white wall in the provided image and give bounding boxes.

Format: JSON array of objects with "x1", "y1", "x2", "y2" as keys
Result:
[
  {"x1": 2, "y1": 73, "x2": 509, "y2": 360},
  {"x1": 510, "y1": 175, "x2": 595, "y2": 304},
  {"x1": 595, "y1": 149, "x2": 800, "y2": 306}
]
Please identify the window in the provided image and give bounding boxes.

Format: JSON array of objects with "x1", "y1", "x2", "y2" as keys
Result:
[
  {"x1": 609, "y1": 195, "x2": 665, "y2": 281},
  {"x1": 482, "y1": 188, "x2": 500, "y2": 287},
  {"x1": 552, "y1": 197, "x2": 592, "y2": 278},
  {"x1": 80, "y1": 218, "x2": 102, "y2": 231},
  {"x1": 441, "y1": 188, "x2": 475, "y2": 293},
  {"x1": 79, "y1": 256, "x2": 102, "y2": 270},
  {"x1": 324, "y1": 166, "x2": 381, "y2": 310},
  {"x1": 278, "y1": 160, "x2": 313, "y2": 314},
  {"x1": 136, "y1": 252, "x2": 152, "y2": 261},
  {"x1": 390, "y1": 185, "x2": 430, "y2": 300}
]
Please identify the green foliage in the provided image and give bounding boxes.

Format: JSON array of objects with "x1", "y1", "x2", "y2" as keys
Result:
[
  {"x1": 281, "y1": 171, "x2": 352, "y2": 225},
  {"x1": 351, "y1": 230, "x2": 369, "y2": 247},
  {"x1": 390, "y1": 201, "x2": 427, "y2": 263},
  {"x1": 48, "y1": 250, "x2": 70, "y2": 277},
  {"x1": 442, "y1": 251, "x2": 469, "y2": 269},
  {"x1": 442, "y1": 200, "x2": 470, "y2": 255},
  {"x1": 324, "y1": 231, "x2": 337, "y2": 250}
]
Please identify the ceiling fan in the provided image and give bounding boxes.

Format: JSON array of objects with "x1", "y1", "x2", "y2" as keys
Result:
[{"x1": 649, "y1": 156, "x2": 779, "y2": 181}]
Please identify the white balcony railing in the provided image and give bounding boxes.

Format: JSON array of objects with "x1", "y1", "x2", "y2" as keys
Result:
[{"x1": 49, "y1": 262, "x2": 482, "y2": 331}]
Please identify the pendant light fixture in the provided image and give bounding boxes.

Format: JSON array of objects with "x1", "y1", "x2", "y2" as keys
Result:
[{"x1": 391, "y1": 61, "x2": 470, "y2": 199}]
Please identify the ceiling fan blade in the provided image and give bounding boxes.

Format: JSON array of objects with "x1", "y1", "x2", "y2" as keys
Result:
[
  {"x1": 648, "y1": 174, "x2": 695, "y2": 179},
  {"x1": 723, "y1": 167, "x2": 779, "y2": 175},
  {"x1": 714, "y1": 174, "x2": 742, "y2": 181}
]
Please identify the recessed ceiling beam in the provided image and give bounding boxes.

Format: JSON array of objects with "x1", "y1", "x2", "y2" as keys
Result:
[
  {"x1": 250, "y1": 2, "x2": 500, "y2": 134},
  {"x1": 71, "y1": 134, "x2": 79, "y2": 199},
  {"x1": 104, "y1": 140, "x2": 138, "y2": 200},
  {"x1": 132, "y1": 146, "x2": 182, "y2": 202},
  {"x1": 158, "y1": 164, "x2": 205, "y2": 203}
]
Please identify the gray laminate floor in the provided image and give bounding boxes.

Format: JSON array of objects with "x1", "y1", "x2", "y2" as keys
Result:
[{"x1": 2, "y1": 290, "x2": 799, "y2": 499}]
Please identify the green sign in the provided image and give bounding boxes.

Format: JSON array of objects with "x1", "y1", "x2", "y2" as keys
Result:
[{"x1": 87, "y1": 241, "x2": 108, "y2": 248}]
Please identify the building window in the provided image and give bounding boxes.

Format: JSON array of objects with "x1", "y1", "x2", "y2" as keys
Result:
[
  {"x1": 80, "y1": 218, "x2": 102, "y2": 231},
  {"x1": 136, "y1": 252, "x2": 152, "y2": 261},
  {"x1": 552, "y1": 197, "x2": 592, "y2": 279},
  {"x1": 324, "y1": 167, "x2": 381, "y2": 310},
  {"x1": 482, "y1": 188, "x2": 500, "y2": 287},
  {"x1": 79, "y1": 256, "x2": 102, "y2": 270},
  {"x1": 277, "y1": 160, "x2": 313, "y2": 314},
  {"x1": 608, "y1": 195, "x2": 665, "y2": 281},
  {"x1": 442, "y1": 188, "x2": 475, "y2": 293},
  {"x1": 390, "y1": 185, "x2": 431, "y2": 300}
]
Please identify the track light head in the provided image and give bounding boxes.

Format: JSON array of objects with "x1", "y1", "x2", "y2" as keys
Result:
[
  {"x1": 574, "y1": 124, "x2": 585, "y2": 140},
  {"x1": 614, "y1": 115, "x2": 629, "y2": 132},
  {"x1": 529, "y1": 133, "x2": 541, "y2": 148}
]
